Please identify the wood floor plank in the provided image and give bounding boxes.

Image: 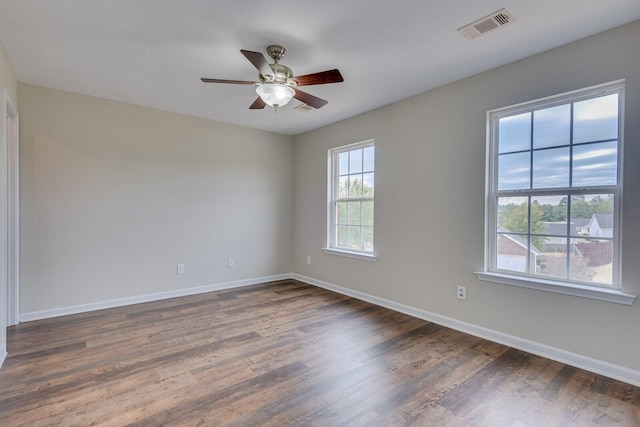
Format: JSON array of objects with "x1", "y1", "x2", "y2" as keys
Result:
[{"x1": 0, "y1": 279, "x2": 638, "y2": 426}]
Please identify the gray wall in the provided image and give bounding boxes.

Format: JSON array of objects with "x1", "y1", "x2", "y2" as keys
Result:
[
  {"x1": 19, "y1": 84, "x2": 293, "y2": 313},
  {"x1": 292, "y1": 21, "x2": 640, "y2": 371}
]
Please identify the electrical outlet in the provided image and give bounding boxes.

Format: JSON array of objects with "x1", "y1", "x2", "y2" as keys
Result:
[
  {"x1": 306, "y1": 255, "x2": 311, "y2": 265},
  {"x1": 457, "y1": 285, "x2": 467, "y2": 300},
  {"x1": 177, "y1": 264, "x2": 185, "y2": 274},
  {"x1": 228, "y1": 258, "x2": 234, "y2": 268}
]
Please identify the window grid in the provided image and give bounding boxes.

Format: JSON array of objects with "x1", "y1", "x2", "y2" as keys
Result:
[
  {"x1": 488, "y1": 81, "x2": 623, "y2": 289},
  {"x1": 329, "y1": 141, "x2": 374, "y2": 254}
]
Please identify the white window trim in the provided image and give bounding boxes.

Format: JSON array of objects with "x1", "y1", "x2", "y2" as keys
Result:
[
  {"x1": 476, "y1": 80, "x2": 636, "y2": 305},
  {"x1": 322, "y1": 247, "x2": 378, "y2": 262},
  {"x1": 476, "y1": 271, "x2": 635, "y2": 305},
  {"x1": 326, "y1": 139, "x2": 376, "y2": 259}
]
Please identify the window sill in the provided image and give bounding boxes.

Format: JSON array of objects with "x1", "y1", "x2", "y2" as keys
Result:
[
  {"x1": 475, "y1": 271, "x2": 636, "y2": 305},
  {"x1": 322, "y1": 248, "x2": 378, "y2": 262}
]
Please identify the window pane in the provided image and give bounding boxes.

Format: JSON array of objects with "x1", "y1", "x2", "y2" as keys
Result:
[
  {"x1": 574, "y1": 94, "x2": 618, "y2": 143},
  {"x1": 338, "y1": 152, "x2": 349, "y2": 176},
  {"x1": 572, "y1": 141, "x2": 617, "y2": 186},
  {"x1": 362, "y1": 226, "x2": 374, "y2": 252},
  {"x1": 534, "y1": 195, "x2": 567, "y2": 226},
  {"x1": 532, "y1": 195, "x2": 567, "y2": 243},
  {"x1": 496, "y1": 233, "x2": 530, "y2": 273},
  {"x1": 499, "y1": 112, "x2": 531, "y2": 154},
  {"x1": 363, "y1": 146, "x2": 375, "y2": 172},
  {"x1": 574, "y1": 196, "x2": 614, "y2": 239},
  {"x1": 570, "y1": 210, "x2": 591, "y2": 238},
  {"x1": 571, "y1": 238, "x2": 613, "y2": 285},
  {"x1": 570, "y1": 194, "x2": 613, "y2": 238},
  {"x1": 498, "y1": 197, "x2": 528, "y2": 233},
  {"x1": 362, "y1": 172, "x2": 374, "y2": 197},
  {"x1": 347, "y1": 201, "x2": 361, "y2": 225},
  {"x1": 336, "y1": 201, "x2": 347, "y2": 225},
  {"x1": 348, "y1": 174, "x2": 363, "y2": 197},
  {"x1": 337, "y1": 225, "x2": 347, "y2": 247},
  {"x1": 532, "y1": 147, "x2": 570, "y2": 189},
  {"x1": 533, "y1": 104, "x2": 570, "y2": 149},
  {"x1": 338, "y1": 176, "x2": 349, "y2": 198},
  {"x1": 530, "y1": 196, "x2": 568, "y2": 266},
  {"x1": 362, "y1": 201, "x2": 374, "y2": 226},
  {"x1": 498, "y1": 152, "x2": 530, "y2": 190},
  {"x1": 534, "y1": 195, "x2": 567, "y2": 224},
  {"x1": 537, "y1": 252, "x2": 567, "y2": 280},
  {"x1": 347, "y1": 226, "x2": 361, "y2": 250},
  {"x1": 349, "y1": 149, "x2": 363, "y2": 174}
]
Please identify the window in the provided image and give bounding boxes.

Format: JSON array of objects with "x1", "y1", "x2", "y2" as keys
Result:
[
  {"x1": 481, "y1": 81, "x2": 629, "y2": 300},
  {"x1": 326, "y1": 140, "x2": 375, "y2": 259}
]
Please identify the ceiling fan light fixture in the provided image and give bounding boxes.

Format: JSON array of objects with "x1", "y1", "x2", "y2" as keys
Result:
[
  {"x1": 256, "y1": 83, "x2": 295, "y2": 108},
  {"x1": 202, "y1": 46, "x2": 341, "y2": 110}
]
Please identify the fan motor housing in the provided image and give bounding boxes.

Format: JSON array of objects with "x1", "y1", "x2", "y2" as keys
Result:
[{"x1": 260, "y1": 64, "x2": 294, "y2": 85}]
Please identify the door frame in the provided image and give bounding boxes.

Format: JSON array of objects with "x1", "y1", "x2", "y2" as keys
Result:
[{"x1": 3, "y1": 89, "x2": 19, "y2": 327}]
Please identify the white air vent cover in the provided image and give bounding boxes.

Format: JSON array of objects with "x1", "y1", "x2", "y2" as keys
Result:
[
  {"x1": 458, "y1": 8, "x2": 515, "y2": 40},
  {"x1": 294, "y1": 103, "x2": 314, "y2": 113}
]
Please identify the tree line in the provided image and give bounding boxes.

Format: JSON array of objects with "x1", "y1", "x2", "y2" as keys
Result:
[{"x1": 498, "y1": 194, "x2": 612, "y2": 248}]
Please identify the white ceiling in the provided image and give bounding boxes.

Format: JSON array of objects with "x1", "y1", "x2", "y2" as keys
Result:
[{"x1": 1, "y1": 1, "x2": 639, "y2": 136}]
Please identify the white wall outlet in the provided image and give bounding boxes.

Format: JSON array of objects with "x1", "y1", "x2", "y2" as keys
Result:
[
  {"x1": 457, "y1": 285, "x2": 467, "y2": 300},
  {"x1": 228, "y1": 258, "x2": 234, "y2": 268},
  {"x1": 177, "y1": 264, "x2": 185, "y2": 274},
  {"x1": 306, "y1": 255, "x2": 311, "y2": 265}
]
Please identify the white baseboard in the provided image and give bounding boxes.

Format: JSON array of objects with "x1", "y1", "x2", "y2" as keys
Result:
[
  {"x1": 292, "y1": 273, "x2": 640, "y2": 387},
  {"x1": 19, "y1": 273, "x2": 293, "y2": 322},
  {"x1": 0, "y1": 349, "x2": 6, "y2": 369}
]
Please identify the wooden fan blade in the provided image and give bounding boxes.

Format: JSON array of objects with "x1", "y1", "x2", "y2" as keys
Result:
[
  {"x1": 294, "y1": 69, "x2": 344, "y2": 86},
  {"x1": 201, "y1": 78, "x2": 256, "y2": 85},
  {"x1": 293, "y1": 88, "x2": 328, "y2": 109},
  {"x1": 241, "y1": 49, "x2": 275, "y2": 79},
  {"x1": 249, "y1": 97, "x2": 266, "y2": 109}
]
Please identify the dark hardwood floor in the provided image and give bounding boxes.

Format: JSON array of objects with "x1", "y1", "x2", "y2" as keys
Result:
[{"x1": 0, "y1": 279, "x2": 638, "y2": 426}]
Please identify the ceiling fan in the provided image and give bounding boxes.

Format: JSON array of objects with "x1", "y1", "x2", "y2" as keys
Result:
[{"x1": 201, "y1": 45, "x2": 344, "y2": 110}]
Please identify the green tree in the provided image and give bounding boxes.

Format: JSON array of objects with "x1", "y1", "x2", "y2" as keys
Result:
[
  {"x1": 338, "y1": 176, "x2": 373, "y2": 198},
  {"x1": 501, "y1": 203, "x2": 528, "y2": 233},
  {"x1": 499, "y1": 202, "x2": 545, "y2": 249},
  {"x1": 540, "y1": 203, "x2": 556, "y2": 222},
  {"x1": 571, "y1": 196, "x2": 593, "y2": 219},
  {"x1": 500, "y1": 202, "x2": 543, "y2": 234},
  {"x1": 591, "y1": 194, "x2": 613, "y2": 214}
]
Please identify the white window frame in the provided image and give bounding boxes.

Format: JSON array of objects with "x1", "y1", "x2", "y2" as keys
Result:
[
  {"x1": 476, "y1": 80, "x2": 635, "y2": 305},
  {"x1": 323, "y1": 139, "x2": 377, "y2": 261}
]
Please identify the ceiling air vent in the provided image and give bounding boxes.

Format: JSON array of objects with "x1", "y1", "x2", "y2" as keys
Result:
[
  {"x1": 294, "y1": 103, "x2": 314, "y2": 113},
  {"x1": 458, "y1": 8, "x2": 515, "y2": 40}
]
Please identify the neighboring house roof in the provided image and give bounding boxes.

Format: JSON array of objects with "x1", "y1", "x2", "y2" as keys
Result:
[
  {"x1": 592, "y1": 213, "x2": 614, "y2": 229},
  {"x1": 572, "y1": 218, "x2": 591, "y2": 229},
  {"x1": 541, "y1": 222, "x2": 577, "y2": 236},
  {"x1": 497, "y1": 227, "x2": 542, "y2": 255}
]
